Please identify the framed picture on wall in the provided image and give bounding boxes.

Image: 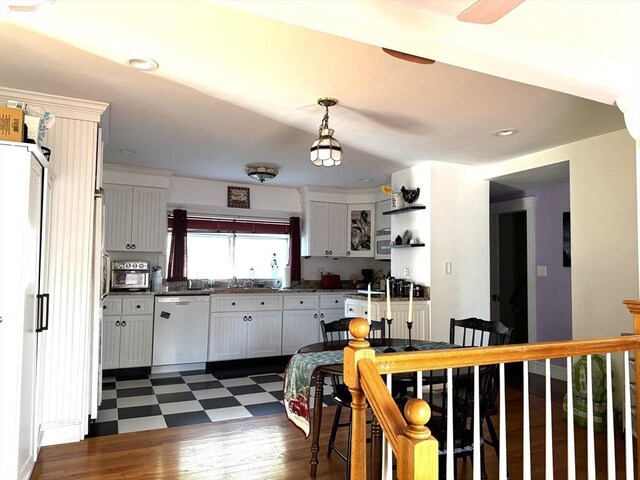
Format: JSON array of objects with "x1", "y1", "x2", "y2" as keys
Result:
[
  {"x1": 563, "y1": 211, "x2": 571, "y2": 267},
  {"x1": 227, "y1": 186, "x2": 250, "y2": 209}
]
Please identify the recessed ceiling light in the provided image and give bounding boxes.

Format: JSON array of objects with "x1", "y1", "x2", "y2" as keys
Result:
[
  {"x1": 493, "y1": 128, "x2": 518, "y2": 137},
  {"x1": 119, "y1": 148, "x2": 138, "y2": 154},
  {"x1": 127, "y1": 58, "x2": 159, "y2": 72}
]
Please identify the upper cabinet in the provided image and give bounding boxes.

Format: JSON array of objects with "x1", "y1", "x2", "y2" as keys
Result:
[
  {"x1": 104, "y1": 184, "x2": 166, "y2": 252},
  {"x1": 376, "y1": 198, "x2": 391, "y2": 233},
  {"x1": 301, "y1": 201, "x2": 347, "y2": 257},
  {"x1": 347, "y1": 203, "x2": 375, "y2": 258}
]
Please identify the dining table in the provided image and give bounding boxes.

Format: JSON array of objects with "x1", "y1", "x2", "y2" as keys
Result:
[{"x1": 283, "y1": 337, "x2": 456, "y2": 477}]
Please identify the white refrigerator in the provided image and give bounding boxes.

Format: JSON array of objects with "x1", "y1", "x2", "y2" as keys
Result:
[{"x1": 0, "y1": 141, "x2": 51, "y2": 480}]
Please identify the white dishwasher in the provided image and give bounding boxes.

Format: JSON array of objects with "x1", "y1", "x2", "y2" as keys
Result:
[{"x1": 153, "y1": 295, "x2": 210, "y2": 366}]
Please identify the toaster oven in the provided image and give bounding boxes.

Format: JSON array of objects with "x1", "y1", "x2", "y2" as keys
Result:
[{"x1": 110, "y1": 260, "x2": 150, "y2": 291}]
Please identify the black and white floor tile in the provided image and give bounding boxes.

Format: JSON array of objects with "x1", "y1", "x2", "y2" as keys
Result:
[{"x1": 90, "y1": 369, "x2": 334, "y2": 437}]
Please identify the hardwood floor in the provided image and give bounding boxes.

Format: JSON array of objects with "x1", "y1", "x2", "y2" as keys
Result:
[{"x1": 32, "y1": 385, "x2": 635, "y2": 479}]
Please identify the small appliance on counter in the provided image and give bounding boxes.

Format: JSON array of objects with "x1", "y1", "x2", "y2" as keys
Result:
[
  {"x1": 321, "y1": 273, "x2": 341, "y2": 289},
  {"x1": 110, "y1": 260, "x2": 150, "y2": 291}
]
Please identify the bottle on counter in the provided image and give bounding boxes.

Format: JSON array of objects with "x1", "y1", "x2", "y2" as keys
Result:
[
  {"x1": 152, "y1": 266, "x2": 163, "y2": 292},
  {"x1": 270, "y1": 253, "x2": 278, "y2": 279}
]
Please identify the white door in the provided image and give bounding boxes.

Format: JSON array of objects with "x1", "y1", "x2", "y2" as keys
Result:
[
  {"x1": 103, "y1": 184, "x2": 133, "y2": 251},
  {"x1": 247, "y1": 311, "x2": 283, "y2": 358},
  {"x1": 208, "y1": 313, "x2": 248, "y2": 361},
  {"x1": 327, "y1": 203, "x2": 347, "y2": 257},
  {"x1": 308, "y1": 202, "x2": 330, "y2": 256},
  {"x1": 131, "y1": 186, "x2": 166, "y2": 252}
]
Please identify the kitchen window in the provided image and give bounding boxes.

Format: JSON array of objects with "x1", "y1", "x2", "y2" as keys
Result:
[{"x1": 167, "y1": 215, "x2": 291, "y2": 280}]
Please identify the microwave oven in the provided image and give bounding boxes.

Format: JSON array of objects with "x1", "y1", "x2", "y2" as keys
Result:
[{"x1": 375, "y1": 232, "x2": 391, "y2": 260}]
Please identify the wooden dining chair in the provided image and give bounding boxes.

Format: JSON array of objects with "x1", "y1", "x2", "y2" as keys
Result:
[
  {"x1": 449, "y1": 317, "x2": 513, "y2": 466},
  {"x1": 320, "y1": 318, "x2": 384, "y2": 478}
]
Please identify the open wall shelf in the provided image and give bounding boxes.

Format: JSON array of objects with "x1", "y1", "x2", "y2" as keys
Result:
[
  {"x1": 382, "y1": 205, "x2": 426, "y2": 215},
  {"x1": 389, "y1": 243, "x2": 425, "y2": 249}
]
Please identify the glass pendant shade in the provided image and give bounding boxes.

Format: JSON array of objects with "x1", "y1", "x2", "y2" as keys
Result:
[{"x1": 310, "y1": 128, "x2": 342, "y2": 167}]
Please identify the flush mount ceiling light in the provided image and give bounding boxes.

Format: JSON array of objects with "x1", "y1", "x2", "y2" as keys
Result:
[
  {"x1": 246, "y1": 166, "x2": 278, "y2": 183},
  {"x1": 310, "y1": 97, "x2": 342, "y2": 167},
  {"x1": 493, "y1": 128, "x2": 518, "y2": 137},
  {"x1": 127, "y1": 58, "x2": 159, "y2": 72}
]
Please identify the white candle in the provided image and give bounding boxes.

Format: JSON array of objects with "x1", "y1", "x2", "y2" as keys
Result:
[
  {"x1": 367, "y1": 283, "x2": 372, "y2": 325},
  {"x1": 407, "y1": 282, "x2": 414, "y2": 323},
  {"x1": 386, "y1": 278, "x2": 391, "y2": 319}
]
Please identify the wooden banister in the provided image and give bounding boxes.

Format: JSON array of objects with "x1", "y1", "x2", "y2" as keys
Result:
[
  {"x1": 374, "y1": 336, "x2": 640, "y2": 374},
  {"x1": 624, "y1": 299, "x2": 640, "y2": 476}
]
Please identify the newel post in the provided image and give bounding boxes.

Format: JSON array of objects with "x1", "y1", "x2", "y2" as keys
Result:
[
  {"x1": 344, "y1": 317, "x2": 375, "y2": 480},
  {"x1": 623, "y1": 299, "x2": 640, "y2": 475},
  {"x1": 397, "y1": 398, "x2": 439, "y2": 480}
]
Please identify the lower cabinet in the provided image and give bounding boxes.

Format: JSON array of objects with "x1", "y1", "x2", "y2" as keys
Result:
[
  {"x1": 208, "y1": 295, "x2": 284, "y2": 361},
  {"x1": 282, "y1": 310, "x2": 320, "y2": 355},
  {"x1": 344, "y1": 297, "x2": 431, "y2": 340},
  {"x1": 102, "y1": 295, "x2": 154, "y2": 369}
]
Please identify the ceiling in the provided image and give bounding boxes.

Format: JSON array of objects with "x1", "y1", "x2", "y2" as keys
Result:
[{"x1": 0, "y1": 0, "x2": 637, "y2": 189}]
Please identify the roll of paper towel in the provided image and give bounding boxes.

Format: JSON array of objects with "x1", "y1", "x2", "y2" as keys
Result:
[{"x1": 282, "y1": 266, "x2": 291, "y2": 288}]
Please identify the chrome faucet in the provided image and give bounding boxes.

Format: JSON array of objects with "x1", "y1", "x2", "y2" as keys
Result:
[{"x1": 231, "y1": 276, "x2": 238, "y2": 287}]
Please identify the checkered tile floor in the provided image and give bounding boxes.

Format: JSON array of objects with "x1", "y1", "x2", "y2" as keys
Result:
[{"x1": 90, "y1": 369, "x2": 334, "y2": 437}]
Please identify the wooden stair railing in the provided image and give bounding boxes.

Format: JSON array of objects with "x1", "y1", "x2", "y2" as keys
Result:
[{"x1": 344, "y1": 303, "x2": 640, "y2": 480}]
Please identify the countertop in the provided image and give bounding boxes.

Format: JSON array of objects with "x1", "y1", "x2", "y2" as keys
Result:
[{"x1": 108, "y1": 288, "x2": 356, "y2": 297}]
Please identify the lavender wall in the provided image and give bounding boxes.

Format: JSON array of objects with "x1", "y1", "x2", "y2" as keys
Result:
[{"x1": 527, "y1": 183, "x2": 572, "y2": 341}]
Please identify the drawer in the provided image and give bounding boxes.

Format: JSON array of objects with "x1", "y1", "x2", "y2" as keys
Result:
[
  {"x1": 211, "y1": 295, "x2": 283, "y2": 312},
  {"x1": 283, "y1": 294, "x2": 319, "y2": 310},
  {"x1": 122, "y1": 296, "x2": 154, "y2": 315},
  {"x1": 320, "y1": 294, "x2": 344, "y2": 309},
  {"x1": 102, "y1": 297, "x2": 122, "y2": 315}
]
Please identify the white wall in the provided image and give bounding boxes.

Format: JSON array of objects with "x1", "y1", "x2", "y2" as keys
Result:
[
  {"x1": 391, "y1": 162, "x2": 490, "y2": 342},
  {"x1": 168, "y1": 176, "x2": 301, "y2": 218}
]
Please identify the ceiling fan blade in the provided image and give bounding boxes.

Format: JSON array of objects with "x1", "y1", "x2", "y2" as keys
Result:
[
  {"x1": 381, "y1": 48, "x2": 435, "y2": 65},
  {"x1": 457, "y1": 0, "x2": 525, "y2": 24}
]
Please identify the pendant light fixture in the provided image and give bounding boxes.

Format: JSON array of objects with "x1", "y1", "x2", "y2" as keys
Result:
[
  {"x1": 310, "y1": 97, "x2": 342, "y2": 167},
  {"x1": 246, "y1": 166, "x2": 278, "y2": 183}
]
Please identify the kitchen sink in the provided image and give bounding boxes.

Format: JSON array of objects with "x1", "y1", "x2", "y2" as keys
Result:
[{"x1": 211, "y1": 287, "x2": 280, "y2": 293}]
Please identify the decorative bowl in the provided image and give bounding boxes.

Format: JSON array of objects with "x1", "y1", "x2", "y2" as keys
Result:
[{"x1": 401, "y1": 186, "x2": 420, "y2": 205}]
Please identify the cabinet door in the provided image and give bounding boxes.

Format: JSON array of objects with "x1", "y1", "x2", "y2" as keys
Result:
[
  {"x1": 282, "y1": 310, "x2": 320, "y2": 355},
  {"x1": 208, "y1": 313, "x2": 248, "y2": 361},
  {"x1": 247, "y1": 311, "x2": 283, "y2": 358},
  {"x1": 131, "y1": 186, "x2": 166, "y2": 252},
  {"x1": 376, "y1": 198, "x2": 391, "y2": 232},
  {"x1": 327, "y1": 203, "x2": 347, "y2": 257},
  {"x1": 305, "y1": 202, "x2": 330, "y2": 256},
  {"x1": 387, "y1": 304, "x2": 430, "y2": 341},
  {"x1": 103, "y1": 184, "x2": 133, "y2": 251},
  {"x1": 347, "y1": 204, "x2": 375, "y2": 257},
  {"x1": 319, "y1": 308, "x2": 344, "y2": 326},
  {"x1": 102, "y1": 317, "x2": 121, "y2": 370},
  {"x1": 344, "y1": 299, "x2": 367, "y2": 318},
  {"x1": 119, "y1": 315, "x2": 154, "y2": 368}
]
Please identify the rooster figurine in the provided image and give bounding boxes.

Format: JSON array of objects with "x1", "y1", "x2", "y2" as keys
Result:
[{"x1": 400, "y1": 186, "x2": 420, "y2": 206}]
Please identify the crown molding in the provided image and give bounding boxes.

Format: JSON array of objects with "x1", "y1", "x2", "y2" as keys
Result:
[{"x1": 104, "y1": 163, "x2": 174, "y2": 177}]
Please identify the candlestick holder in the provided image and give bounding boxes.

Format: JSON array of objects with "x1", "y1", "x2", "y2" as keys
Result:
[
  {"x1": 404, "y1": 321, "x2": 418, "y2": 351},
  {"x1": 383, "y1": 317, "x2": 395, "y2": 353}
]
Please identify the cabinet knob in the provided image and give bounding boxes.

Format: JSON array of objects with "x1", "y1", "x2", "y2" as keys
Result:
[
  {"x1": 103, "y1": 305, "x2": 107, "y2": 310},
  {"x1": 136, "y1": 305, "x2": 141, "y2": 309},
  {"x1": 300, "y1": 300, "x2": 303, "y2": 304},
  {"x1": 320, "y1": 313, "x2": 324, "y2": 318},
  {"x1": 346, "y1": 251, "x2": 351, "y2": 256},
  {"x1": 248, "y1": 316, "x2": 252, "y2": 322},
  {"x1": 349, "y1": 308, "x2": 354, "y2": 312},
  {"x1": 334, "y1": 300, "x2": 338, "y2": 304},
  {"x1": 121, "y1": 320, "x2": 127, "y2": 326},
  {"x1": 314, "y1": 314, "x2": 318, "y2": 319},
  {"x1": 115, "y1": 320, "x2": 120, "y2": 326},
  {"x1": 325, "y1": 250, "x2": 329, "y2": 255},
  {"x1": 126, "y1": 244, "x2": 131, "y2": 250},
  {"x1": 232, "y1": 302, "x2": 236, "y2": 306},
  {"x1": 328, "y1": 250, "x2": 332, "y2": 255},
  {"x1": 261, "y1": 301, "x2": 265, "y2": 305},
  {"x1": 243, "y1": 316, "x2": 247, "y2": 321},
  {"x1": 131, "y1": 244, "x2": 136, "y2": 250}
]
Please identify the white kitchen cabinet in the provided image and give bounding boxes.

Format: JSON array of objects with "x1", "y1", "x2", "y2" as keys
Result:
[
  {"x1": 376, "y1": 198, "x2": 392, "y2": 233},
  {"x1": 208, "y1": 295, "x2": 284, "y2": 361},
  {"x1": 0, "y1": 142, "x2": 50, "y2": 480},
  {"x1": 101, "y1": 296, "x2": 154, "y2": 369},
  {"x1": 103, "y1": 184, "x2": 166, "y2": 252},
  {"x1": 301, "y1": 201, "x2": 347, "y2": 257},
  {"x1": 319, "y1": 293, "x2": 346, "y2": 326},
  {"x1": 344, "y1": 297, "x2": 431, "y2": 340},
  {"x1": 347, "y1": 203, "x2": 375, "y2": 258}
]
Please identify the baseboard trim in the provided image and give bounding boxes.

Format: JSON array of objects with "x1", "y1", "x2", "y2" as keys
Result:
[
  {"x1": 151, "y1": 363, "x2": 206, "y2": 374},
  {"x1": 40, "y1": 421, "x2": 83, "y2": 446}
]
